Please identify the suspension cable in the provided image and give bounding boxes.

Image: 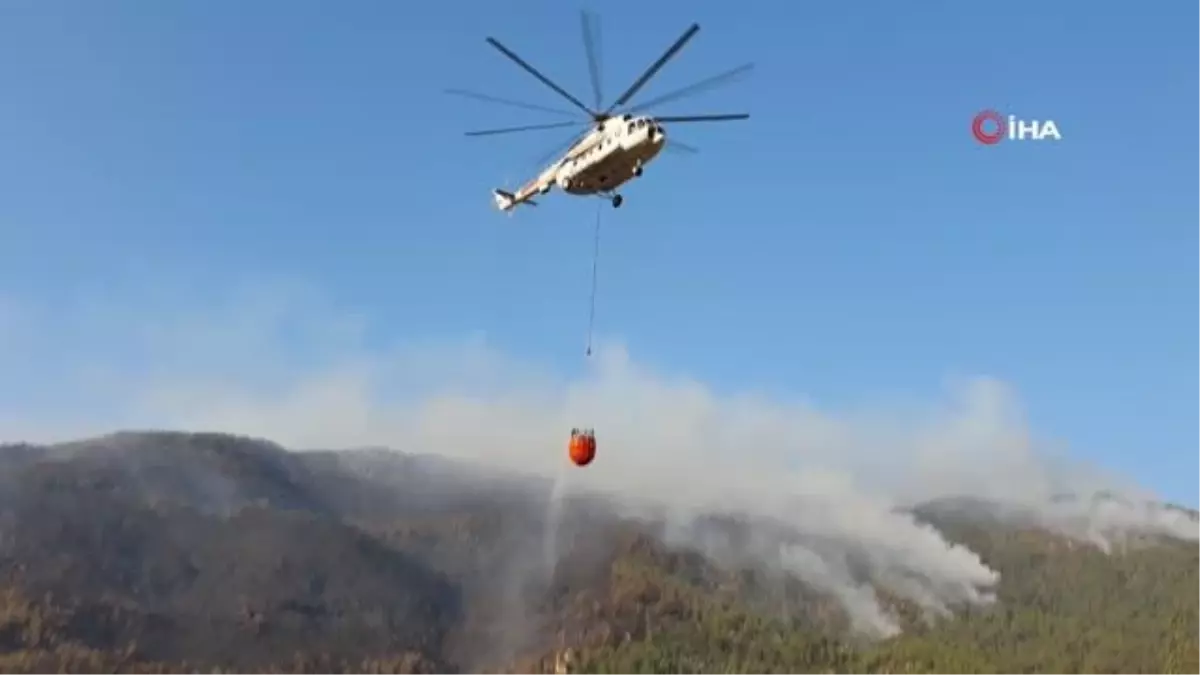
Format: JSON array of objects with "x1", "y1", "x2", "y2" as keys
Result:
[{"x1": 585, "y1": 203, "x2": 602, "y2": 357}]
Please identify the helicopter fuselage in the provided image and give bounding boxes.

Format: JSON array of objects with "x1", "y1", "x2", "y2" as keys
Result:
[
  {"x1": 553, "y1": 114, "x2": 665, "y2": 196},
  {"x1": 493, "y1": 114, "x2": 666, "y2": 211},
  {"x1": 473, "y1": 19, "x2": 747, "y2": 213}
]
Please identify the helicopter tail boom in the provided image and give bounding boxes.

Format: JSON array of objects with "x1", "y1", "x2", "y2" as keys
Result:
[
  {"x1": 492, "y1": 188, "x2": 516, "y2": 211},
  {"x1": 493, "y1": 188, "x2": 538, "y2": 212}
]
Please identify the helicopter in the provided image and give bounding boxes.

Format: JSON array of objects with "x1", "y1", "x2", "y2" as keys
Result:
[{"x1": 449, "y1": 13, "x2": 751, "y2": 211}]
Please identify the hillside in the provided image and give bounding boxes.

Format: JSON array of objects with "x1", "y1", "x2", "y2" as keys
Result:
[{"x1": 0, "y1": 431, "x2": 1194, "y2": 673}]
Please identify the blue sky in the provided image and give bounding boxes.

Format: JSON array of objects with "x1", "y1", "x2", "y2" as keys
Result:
[{"x1": 0, "y1": 1, "x2": 1195, "y2": 506}]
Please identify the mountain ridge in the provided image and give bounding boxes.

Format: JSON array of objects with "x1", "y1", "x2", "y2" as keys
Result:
[{"x1": 0, "y1": 430, "x2": 1194, "y2": 673}]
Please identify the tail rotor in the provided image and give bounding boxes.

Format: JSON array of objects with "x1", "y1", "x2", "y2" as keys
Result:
[{"x1": 495, "y1": 171, "x2": 518, "y2": 216}]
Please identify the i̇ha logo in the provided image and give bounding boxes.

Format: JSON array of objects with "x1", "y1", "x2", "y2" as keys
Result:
[{"x1": 972, "y1": 109, "x2": 1062, "y2": 145}]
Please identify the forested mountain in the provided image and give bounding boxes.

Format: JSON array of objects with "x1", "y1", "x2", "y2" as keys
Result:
[{"x1": 0, "y1": 431, "x2": 1194, "y2": 673}]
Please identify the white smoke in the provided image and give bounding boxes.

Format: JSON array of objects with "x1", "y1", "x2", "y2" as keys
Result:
[{"x1": 0, "y1": 285, "x2": 1193, "y2": 635}]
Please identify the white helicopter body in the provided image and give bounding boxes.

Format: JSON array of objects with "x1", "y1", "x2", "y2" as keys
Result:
[
  {"x1": 493, "y1": 114, "x2": 665, "y2": 211},
  {"x1": 451, "y1": 15, "x2": 750, "y2": 212}
]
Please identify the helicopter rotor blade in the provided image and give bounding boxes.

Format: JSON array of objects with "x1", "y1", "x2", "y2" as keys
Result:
[
  {"x1": 626, "y1": 63, "x2": 754, "y2": 115},
  {"x1": 465, "y1": 120, "x2": 586, "y2": 137},
  {"x1": 580, "y1": 10, "x2": 604, "y2": 111},
  {"x1": 655, "y1": 113, "x2": 749, "y2": 123},
  {"x1": 529, "y1": 127, "x2": 592, "y2": 168},
  {"x1": 665, "y1": 139, "x2": 700, "y2": 154},
  {"x1": 444, "y1": 88, "x2": 580, "y2": 118},
  {"x1": 485, "y1": 37, "x2": 597, "y2": 117},
  {"x1": 605, "y1": 23, "x2": 700, "y2": 114}
]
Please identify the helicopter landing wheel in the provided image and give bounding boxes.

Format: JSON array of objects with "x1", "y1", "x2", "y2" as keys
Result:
[
  {"x1": 633, "y1": 165, "x2": 643, "y2": 177},
  {"x1": 611, "y1": 194, "x2": 623, "y2": 208}
]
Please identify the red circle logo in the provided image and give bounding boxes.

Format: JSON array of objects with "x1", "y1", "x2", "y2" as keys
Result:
[{"x1": 972, "y1": 110, "x2": 1005, "y2": 145}]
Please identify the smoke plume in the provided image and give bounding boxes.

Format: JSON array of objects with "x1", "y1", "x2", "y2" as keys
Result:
[{"x1": 1, "y1": 285, "x2": 1194, "y2": 635}]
